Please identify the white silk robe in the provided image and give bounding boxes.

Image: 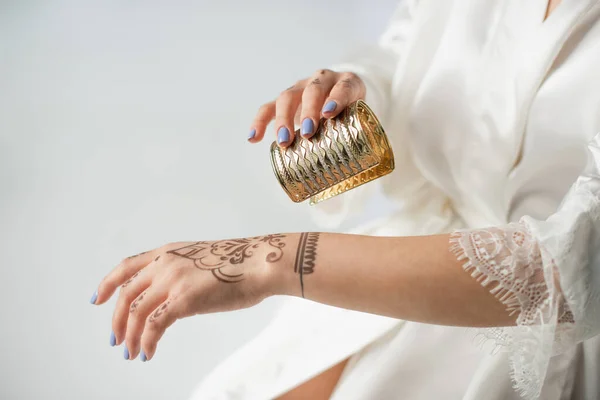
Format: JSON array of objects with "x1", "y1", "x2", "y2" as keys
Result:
[{"x1": 190, "y1": 0, "x2": 600, "y2": 398}]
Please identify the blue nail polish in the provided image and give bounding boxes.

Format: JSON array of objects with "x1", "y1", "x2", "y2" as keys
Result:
[
  {"x1": 140, "y1": 350, "x2": 147, "y2": 362},
  {"x1": 247, "y1": 129, "x2": 256, "y2": 140},
  {"x1": 110, "y1": 331, "x2": 116, "y2": 347},
  {"x1": 277, "y1": 127, "x2": 290, "y2": 144},
  {"x1": 301, "y1": 119, "x2": 314, "y2": 137},
  {"x1": 89, "y1": 291, "x2": 98, "y2": 305},
  {"x1": 322, "y1": 100, "x2": 337, "y2": 113},
  {"x1": 124, "y1": 346, "x2": 130, "y2": 360}
]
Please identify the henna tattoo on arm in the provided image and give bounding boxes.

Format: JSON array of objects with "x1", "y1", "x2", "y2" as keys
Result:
[
  {"x1": 294, "y1": 232, "x2": 320, "y2": 298},
  {"x1": 166, "y1": 234, "x2": 287, "y2": 283}
]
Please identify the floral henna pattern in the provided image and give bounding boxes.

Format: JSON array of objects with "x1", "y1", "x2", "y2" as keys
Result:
[
  {"x1": 166, "y1": 234, "x2": 287, "y2": 283},
  {"x1": 130, "y1": 291, "x2": 146, "y2": 314}
]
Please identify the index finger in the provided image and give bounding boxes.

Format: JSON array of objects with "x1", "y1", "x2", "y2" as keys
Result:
[
  {"x1": 91, "y1": 250, "x2": 157, "y2": 305},
  {"x1": 248, "y1": 101, "x2": 276, "y2": 143}
]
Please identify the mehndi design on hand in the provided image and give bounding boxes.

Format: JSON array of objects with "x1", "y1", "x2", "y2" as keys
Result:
[{"x1": 166, "y1": 234, "x2": 287, "y2": 283}]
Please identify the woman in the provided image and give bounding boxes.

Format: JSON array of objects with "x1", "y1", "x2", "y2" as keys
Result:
[{"x1": 90, "y1": 0, "x2": 600, "y2": 398}]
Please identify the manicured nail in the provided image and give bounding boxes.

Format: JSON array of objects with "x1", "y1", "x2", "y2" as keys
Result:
[
  {"x1": 124, "y1": 345, "x2": 130, "y2": 360},
  {"x1": 322, "y1": 100, "x2": 337, "y2": 113},
  {"x1": 301, "y1": 118, "x2": 314, "y2": 137},
  {"x1": 247, "y1": 129, "x2": 256, "y2": 140},
  {"x1": 277, "y1": 126, "x2": 290, "y2": 144},
  {"x1": 89, "y1": 291, "x2": 98, "y2": 305},
  {"x1": 110, "y1": 331, "x2": 116, "y2": 347},
  {"x1": 140, "y1": 350, "x2": 147, "y2": 362}
]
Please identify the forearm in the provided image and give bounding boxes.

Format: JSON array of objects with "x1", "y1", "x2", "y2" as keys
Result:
[{"x1": 268, "y1": 232, "x2": 514, "y2": 328}]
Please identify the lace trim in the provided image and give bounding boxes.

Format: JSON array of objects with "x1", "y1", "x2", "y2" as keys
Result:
[{"x1": 450, "y1": 219, "x2": 574, "y2": 399}]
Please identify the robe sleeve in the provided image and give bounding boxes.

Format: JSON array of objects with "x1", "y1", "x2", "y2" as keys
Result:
[
  {"x1": 450, "y1": 132, "x2": 600, "y2": 399},
  {"x1": 309, "y1": 0, "x2": 421, "y2": 228}
]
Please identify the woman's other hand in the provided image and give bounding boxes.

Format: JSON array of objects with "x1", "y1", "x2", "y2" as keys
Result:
[
  {"x1": 90, "y1": 234, "x2": 289, "y2": 361},
  {"x1": 247, "y1": 69, "x2": 366, "y2": 147}
]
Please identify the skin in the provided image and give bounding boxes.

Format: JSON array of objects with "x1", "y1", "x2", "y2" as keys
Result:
[
  {"x1": 280, "y1": 2, "x2": 563, "y2": 396},
  {"x1": 93, "y1": 232, "x2": 512, "y2": 362},
  {"x1": 247, "y1": 69, "x2": 366, "y2": 147},
  {"x1": 93, "y1": 3, "x2": 564, "y2": 398}
]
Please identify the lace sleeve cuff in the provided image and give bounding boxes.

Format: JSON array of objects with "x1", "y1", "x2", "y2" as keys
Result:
[{"x1": 450, "y1": 218, "x2": 574, "y2": 399}]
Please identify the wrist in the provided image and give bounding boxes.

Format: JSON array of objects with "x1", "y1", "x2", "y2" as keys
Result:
[{"x1": 262, "y1": 233, "x2": 302, "y2": 297}]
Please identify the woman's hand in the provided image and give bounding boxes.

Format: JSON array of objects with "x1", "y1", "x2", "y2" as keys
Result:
[
  {"x1": 91, "y1": 234, "x2": 290, "y2": 361},
  {"x1": 247, "y1": 69, "x2": 366, "y2": 147}
]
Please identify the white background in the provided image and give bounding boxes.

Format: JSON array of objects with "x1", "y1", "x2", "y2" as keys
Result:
[{"x1": 0, "y1": 1, "x2": 397, "y2": 399}]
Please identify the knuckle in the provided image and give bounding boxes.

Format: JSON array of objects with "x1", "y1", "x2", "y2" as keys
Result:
[
  {"x1": 119, "y1": 259, "x2": 137, "y2": 275},
  {"x1": 129, "y1": 292, "x2": 146, "y2": 314},
  {"x1": 148, "y1": 300, "x2": 171, "y2": 326},
  {"x1": 162, "y1": 247, "x2": 177, "y2": 258},
  {"x1": 166, "y1": 265, "x2": 187, "y2": 281},
  {"x1": 160, "y1": 250, "x2": 179, "y2": 265},
  {"x1": 316, "y1": 68, "x2": 332, "y2": 76},
  {"x1": 339, "y1": 71, "x2": 359, "y2": 81},
  {"x1": 120, "y1": 270, "x2": 141, "y2": 290},
  {"x1": 257, "y1": 103, "x2": 273, "y2": 115},
  {"x1": 277, "y1": 90, "x2": 294, "y2": 103},
  {"x1": 336, "y1": 79, "x2": 354, "y2": 91},
  {"x1": 119, "y1": 257, "x2": 131, "y2": 270},
  {"x1": 118, "y1": 288, "x2": 134, "y2": 305},
  {"x1": 303, "y1": 81, "x2": 323, "y2": 96},
  {"x1": 157, "y1": 243, "x2": 172, "y2": 253},
  {"x1": 282, "y1": 81, "x2": 300, "y2": 93}
]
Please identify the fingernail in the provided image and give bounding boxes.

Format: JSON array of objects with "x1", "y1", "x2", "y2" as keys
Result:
[
  {"x1": 124, "y1": 345, "x2": 130, "y2": 360},
  {"x1": 110, "y1": 331, "x2": 116, "y2": 347},
  {"x1": 277, "y1": 126, "x2": 290, "y2": 144},
  {"x1": 301, "y1": 118, "x2": 314, "y2": 137},
  {"x1": 247, "y1": 129, "x2": 256, "y2": 140},
  {"x1": 140, "y1": 350, "x2": 147, "y2": 362},
  {"x1": 322, "y1": 100, "x2": 337, "y2": 113},
  {"x1": 89, "y1": 291, "x2": 98, "y2": 305}
]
